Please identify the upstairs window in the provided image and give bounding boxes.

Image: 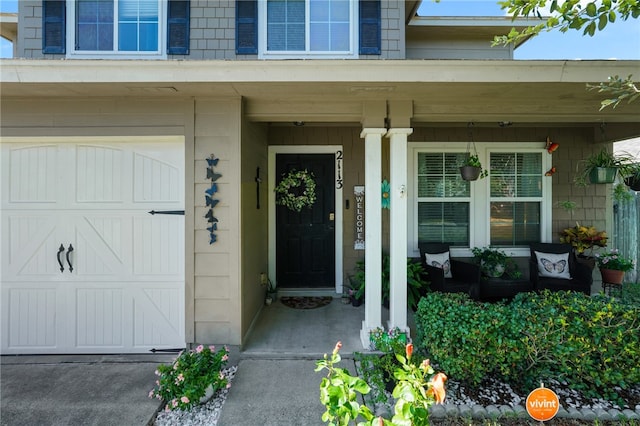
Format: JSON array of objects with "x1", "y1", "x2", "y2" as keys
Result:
[
  {"x1": 68, "y1": 0, "x2": 165, "y2": 57},
  {"x1": 259, "y1": 0, "x2": 357, "y2": 58}
]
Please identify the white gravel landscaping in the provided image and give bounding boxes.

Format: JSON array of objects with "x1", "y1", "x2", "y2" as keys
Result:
[{"x1": 153, "y1": 366, "x2": 238, "y2": 426}]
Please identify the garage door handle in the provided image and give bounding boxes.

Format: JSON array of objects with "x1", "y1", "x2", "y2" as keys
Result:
[
  {"x1": 57, "y1": 244, "x2": 65, "y2": 272},
  {"x1": 66, "y1": 244, "x2": 74, "y2": 273}
]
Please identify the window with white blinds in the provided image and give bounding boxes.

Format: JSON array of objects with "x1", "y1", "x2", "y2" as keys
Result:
[
  {"x1": 417, "y1": 153, "x2": 471, "y2": 246},
  {"x1": 412, "y1": 145, "x2": 549, "y2": 251},
  {"x1": 489, "y1": 152, "x2": 543, "y2": 246}
]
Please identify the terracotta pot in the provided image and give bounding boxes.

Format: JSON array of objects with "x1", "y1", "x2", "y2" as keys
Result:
[
  {"x1": 460, "y1": 165, "x2": 481, "y2": 181},
  {"x1": 600, "y1": 268, "x2": 625, "y2": 285}
]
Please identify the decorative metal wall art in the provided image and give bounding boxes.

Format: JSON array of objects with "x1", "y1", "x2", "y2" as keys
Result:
[{"x1": 205, "y1": 155, "x2": 222, "y2": 244}]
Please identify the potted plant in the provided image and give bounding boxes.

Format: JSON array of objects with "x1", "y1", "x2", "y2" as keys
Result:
[
  {"x1": 595, "y1": 248, "x2": 635, "y2": 285},
  {"x1": 621, "y1": 161, "x2": 640, "y2": 191},
  {"x1": 265, "y1": 279, "x2": 277, "y2": 305},
  {"x1": 351, "y1": 255, "x2": 428, "y2": 311},
  {"x1": 574, "y1": 149, "x2": 631, "y2": 185},
  {"x1": 459, "y1": 154, "x2": 488, "y2": 181},
  {"x1": 149, "y1": 344, "x2": 230, "y2": 411},
  {"x1": 471, "y1": 246, "x2": 520, "y2": 279},
  {"x1": 347, "y1": 272, "x2": 364, "y2": 307},
  {"x1": 559, "y1": 222, "x2": 608, "y2": 269}
]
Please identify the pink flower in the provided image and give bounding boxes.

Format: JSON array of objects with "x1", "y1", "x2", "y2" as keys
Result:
[
  {"x1": 196, "y1": 344, "x2": 204, "y2": 353},
  {"x1": 165, "y1": 405, "x2": 170, "y2": 412},
  {"x1": 209, "y1": 345, "x2": 216, "y2": 351},
  {"x1": 226, "y1": 383, "x2": 231, "y2": 389},
  {"x1": 180, "y1": 396, "x2": 189, "y2": 404},
  {"x1": 172, "y1": 399, "x2": 178, "y2": 408},
  {"x1": 148, "y1": 390, "x2": 154, "y2": 398},
  {"x1": 175, "y1": 373, "x2": 184, "y2": 385},
  {"x1": 224, "y1": 345, "x2": 229, "y2": 352},
  {"x1": 154, "y1": 369, "x2": 160, "y2": 376},
  {"x1": 219, "y1": 371, "x2": 225, "y2": 379},
  {"x1": 222, "y1": 354, "x2": 229, "y2": 361}
]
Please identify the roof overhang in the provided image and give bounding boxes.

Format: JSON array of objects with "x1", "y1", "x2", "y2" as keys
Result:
[
  {"x1": 1, "y1": 59, "x2": 640, "y2": 133},
  {"x1": 0, "y1": 13, "x2": 18, "y2": 43},
  {"x1": 408, "y1": 16, "x2": 535, "y2": 48}
]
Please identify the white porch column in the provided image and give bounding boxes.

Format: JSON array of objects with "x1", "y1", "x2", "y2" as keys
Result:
[
  {"x1": 360, "y1": 128, "x2": 386, "y2": 348},
  {"x1": 387, "y1": 128, "x2": 413, "y2": 333}
]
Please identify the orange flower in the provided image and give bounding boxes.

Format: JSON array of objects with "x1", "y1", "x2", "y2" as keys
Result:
[
  {"x1": 429, "y1": 373, "x2": 447, "y2": 404},
  {"x1": 405, "y1": 343, "x2": 413, "y2": 360},
  {"x1": 332, "y1": 341, "x2": 342, "y2": 356}
]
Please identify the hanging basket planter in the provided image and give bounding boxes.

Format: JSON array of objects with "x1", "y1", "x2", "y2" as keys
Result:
[
  {"x1": 588, "y1": 167, "x2": 618, "y2": 184},
  {"x1": 460, "y1": 165, "x2": 482, "y2": 181},
  {"x1": 600, "y1": 268, "x2": 625, "y2": 285},
  {"x1": 624, "y1": 176, "x2": 640, "y2": 191},
  {"x1": 459, "y1": 123, "x2": 488, "y2": 181}
]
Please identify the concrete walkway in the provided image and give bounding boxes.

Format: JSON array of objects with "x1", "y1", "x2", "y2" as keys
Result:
[
  {"x1": 217, "y1": 298, "x2": 369, "y2": 425},
  {"x1": 1, "y1": 354, "x2": 174, "y2": 426}
]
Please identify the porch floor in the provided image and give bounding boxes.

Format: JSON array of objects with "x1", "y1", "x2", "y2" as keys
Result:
[{"x1": 241, "y1": 296, "x2": 417, "y2": 357}]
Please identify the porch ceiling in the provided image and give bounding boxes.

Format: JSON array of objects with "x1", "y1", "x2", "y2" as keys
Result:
[{"x1": 2, "y1": 59, "x2": 639, "y2": 129}]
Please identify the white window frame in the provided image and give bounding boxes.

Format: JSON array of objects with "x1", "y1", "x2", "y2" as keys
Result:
[
  {"x1": 66, "y1": 0, "x2": 167, "y2": 59},
  {"x1": 408, "y1": 142, "x2": 552, "y2": 259},
  {"x1": 258, "y1": 0, "x2": 358, "y2": 59}
]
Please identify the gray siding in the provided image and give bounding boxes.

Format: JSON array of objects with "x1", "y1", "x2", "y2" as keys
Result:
[{"x1": 18, "y1": 0, "x2": 404, "y2": 60}]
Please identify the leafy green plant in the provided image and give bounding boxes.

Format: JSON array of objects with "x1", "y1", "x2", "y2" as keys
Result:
[
  {"x1": 460, "y1": 154, "x2": 489, "y2": 179},
  {"x1": 316, "y1": 342, "x2": 375, "y2": 425},
  {"x1": 414, "y1": 291, "x2": 640, "y2": 402},
  {"x1": 414, "y1": 292, "x2": 524, "y2": 386},
  {"x1": 150, "y1": 344, "x2": 229, "y2": 411},
  {"x1": 351, "y1": 256, "x2": 428, "y2": 310},
  {"x1": 595, "y1": 248, "x2": 635, "y2": 271},
  {"x1": 471, "y1": 246, "x2": 521, "y2": 279},
  {"x1": 317, "y1": 342, "x2": 445, "y2": 426},
  {"x1": 574, "y1": 148, "x2": 632, "y2": 186}
]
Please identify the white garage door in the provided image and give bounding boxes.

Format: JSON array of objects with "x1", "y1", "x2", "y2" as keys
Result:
[{"x1": 1, "y1": 138, "x2": 185, "y2": 354}]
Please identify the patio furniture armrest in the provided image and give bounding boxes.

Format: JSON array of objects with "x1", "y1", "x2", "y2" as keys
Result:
[
  {"x1": 529, "y1": 257, "x2": 540, "y2": 287},
  {"x1": 572, "y1": 261, "x2": 593, "y2": 286}
]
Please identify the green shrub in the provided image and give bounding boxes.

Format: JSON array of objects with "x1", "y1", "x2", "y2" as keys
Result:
[
  {"x1": 414, "y1": 292, "x2": 524, "y2": 386},
  {"x1": 510, "y1": 291, "x2": 640, "y2": 399},
  {"x1": 414, "y1": 291, "x2": 640, "y2": 402}
]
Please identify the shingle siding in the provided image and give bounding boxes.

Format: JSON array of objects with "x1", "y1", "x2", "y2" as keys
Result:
[{"x1": 19, "y1": 0, "x2": 402, "y2": 60}]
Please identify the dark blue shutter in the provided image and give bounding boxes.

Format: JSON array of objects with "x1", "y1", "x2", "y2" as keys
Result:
[
  {"x1": 42, "y1": 0, "x2": 65, "y2": 54},
  {"x1": 167, "y1": 0, "x2": 190, "y2": 54},
  {"x1": 236, "y1": 0, "x2": 257, "y2": 54},
  {"x1": 359, "y1": 0, "x2": 381, "y2": 55}
]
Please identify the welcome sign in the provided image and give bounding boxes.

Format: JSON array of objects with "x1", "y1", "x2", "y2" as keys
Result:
[{"x1": 354, "y1": 186, "x2": 365, "y2": 250}]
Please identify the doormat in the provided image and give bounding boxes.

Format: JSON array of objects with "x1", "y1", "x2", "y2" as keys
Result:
[{"x1": 280, "y1": 296, "x2": 333, "y2": 310}]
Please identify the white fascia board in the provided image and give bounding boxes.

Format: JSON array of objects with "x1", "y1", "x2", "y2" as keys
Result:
[{"x1": 1, "y1": 59, "x2": 639, "y2": 85}]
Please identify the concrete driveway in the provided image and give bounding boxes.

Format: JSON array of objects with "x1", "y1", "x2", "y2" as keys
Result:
[{"x1": 1, "y1": 354, "x2": 175, "y2": 426}]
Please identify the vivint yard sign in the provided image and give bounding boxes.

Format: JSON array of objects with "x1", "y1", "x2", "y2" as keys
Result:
[{"x1": 526, "y1": 385, "x2": 559, "y2": 421}]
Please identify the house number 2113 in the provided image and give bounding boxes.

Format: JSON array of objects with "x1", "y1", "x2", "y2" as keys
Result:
[{"x1": 336, "y1": 150, "x2": 343, "y2": 189}]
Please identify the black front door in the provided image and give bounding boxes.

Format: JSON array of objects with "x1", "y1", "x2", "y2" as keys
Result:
[{"x1": 276, "y1": 154, "x2": 335, "y2": 288}]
